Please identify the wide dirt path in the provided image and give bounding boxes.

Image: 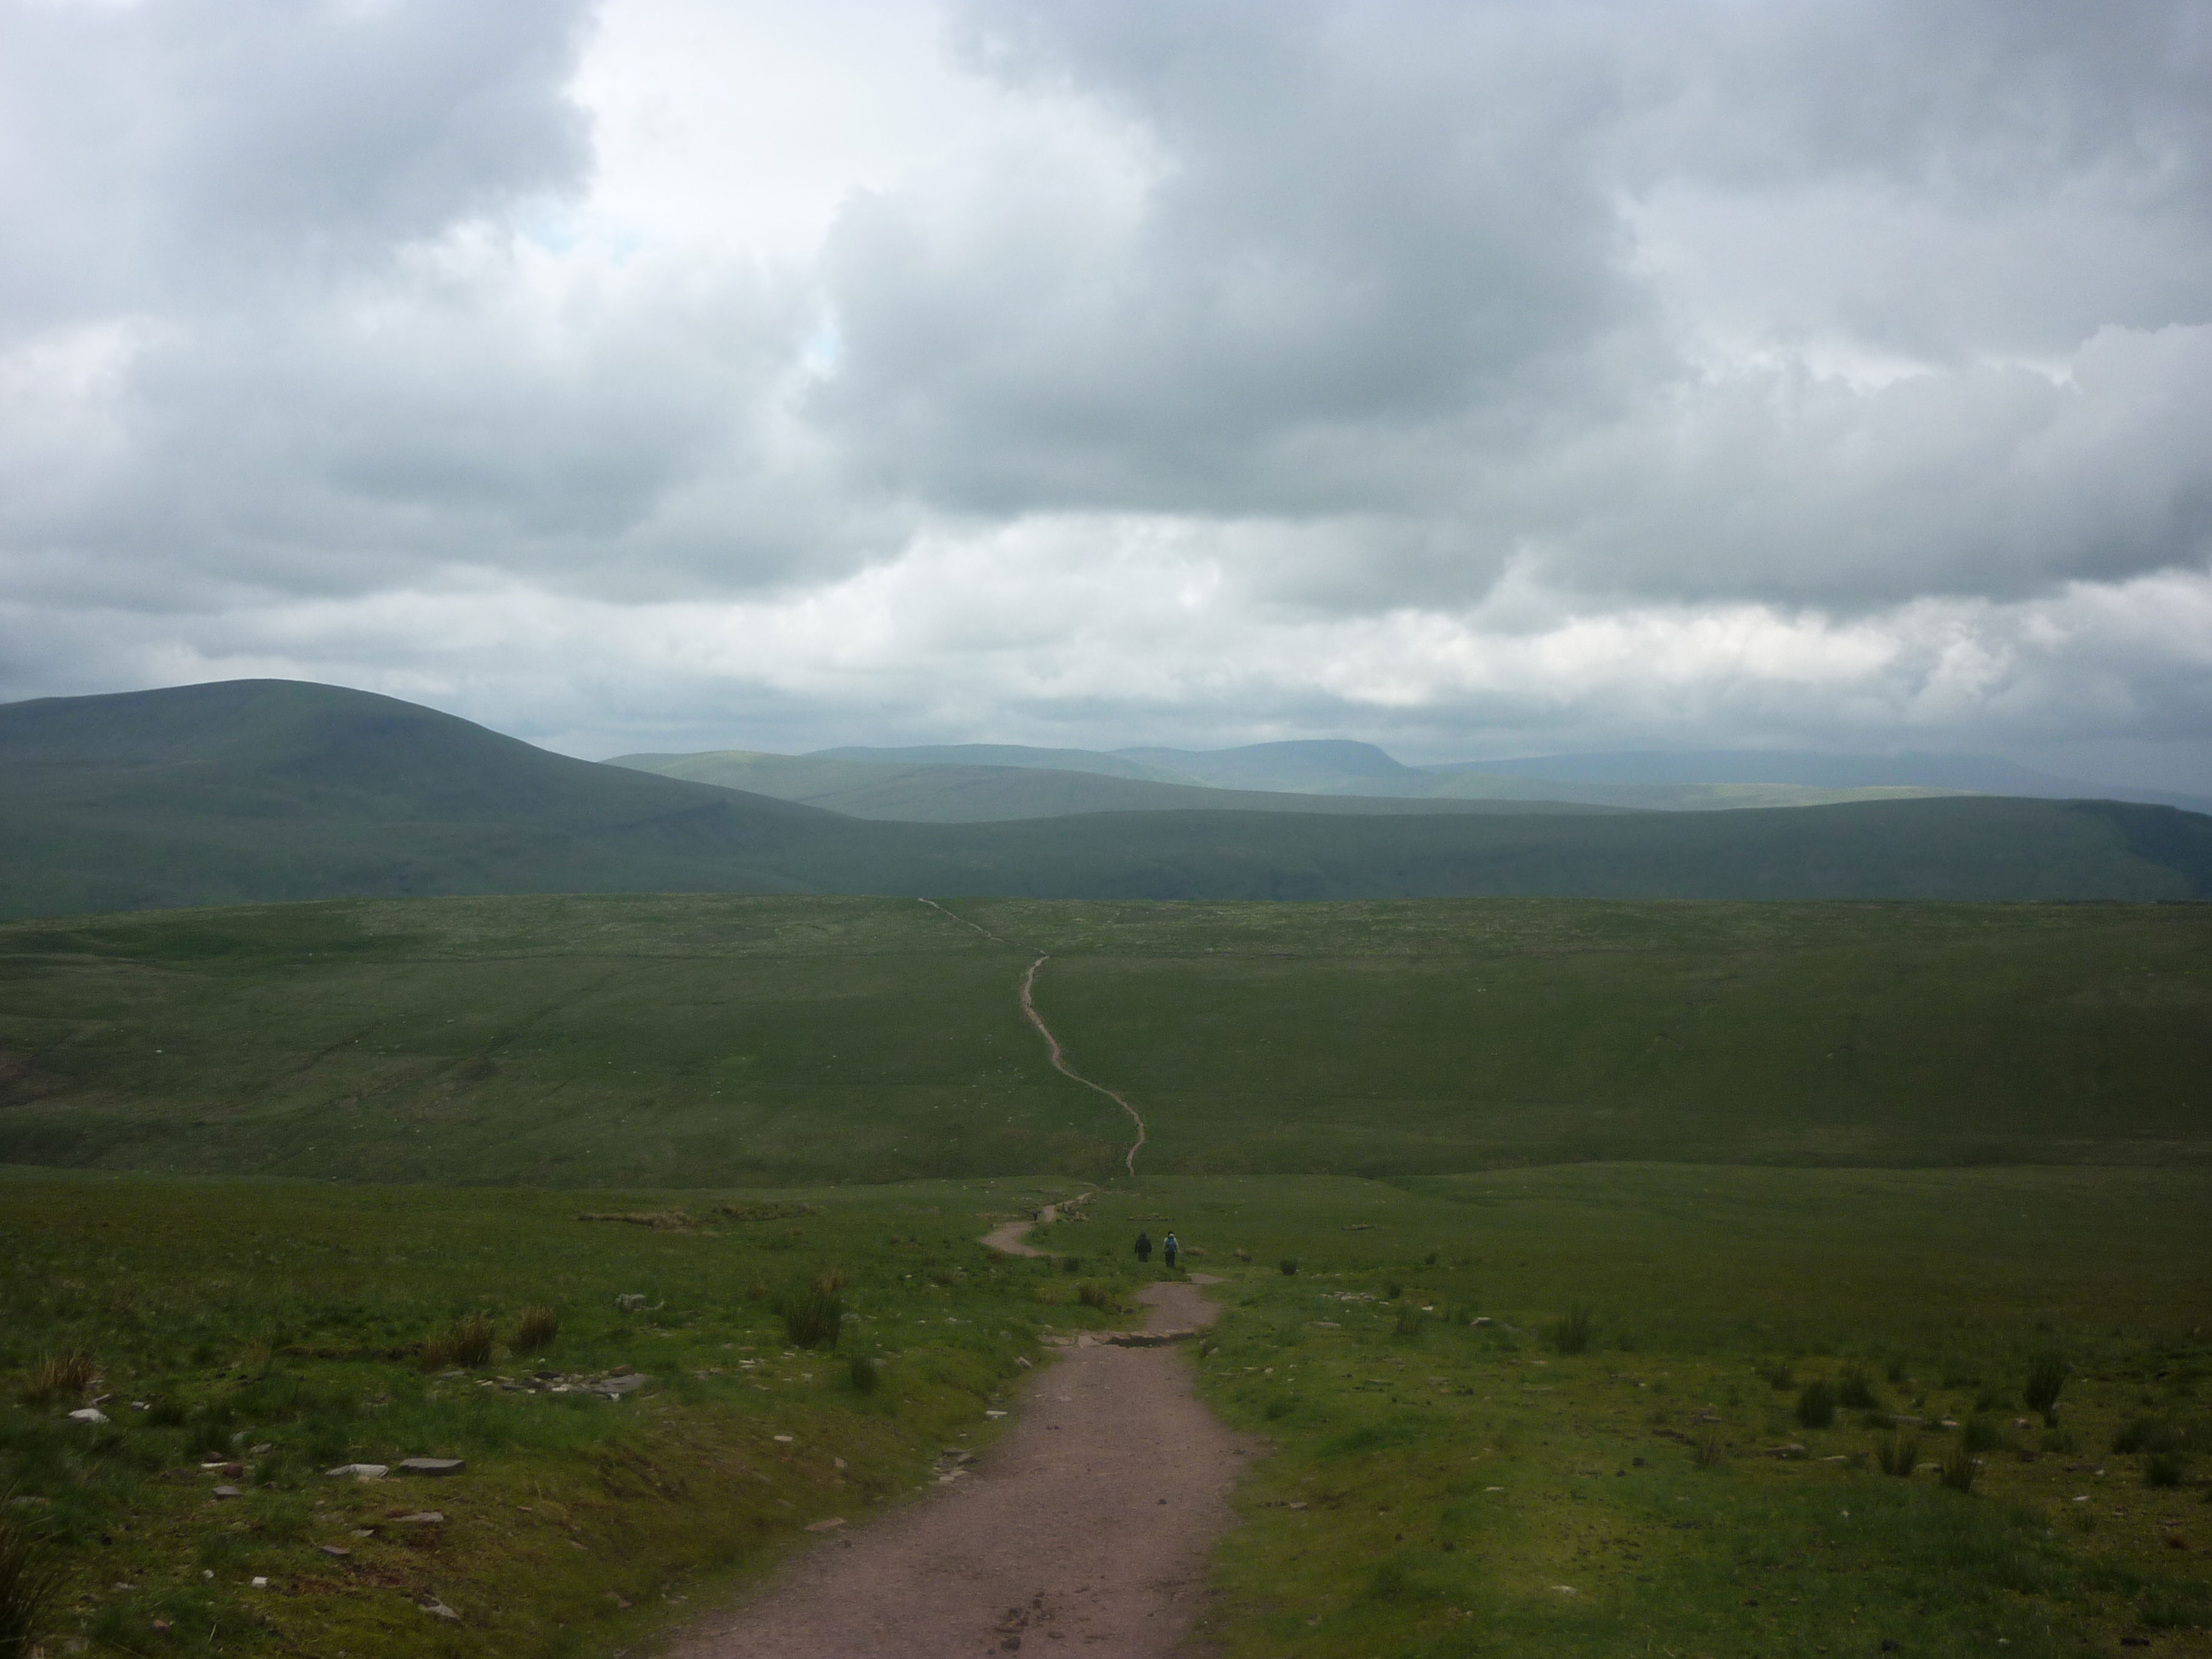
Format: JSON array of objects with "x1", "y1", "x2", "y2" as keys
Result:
[{"x1": 668, "y1": 1279, "x2": 1248, "y2": 1659}]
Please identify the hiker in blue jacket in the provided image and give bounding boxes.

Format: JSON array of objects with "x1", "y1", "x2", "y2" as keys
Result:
[{"x1": 1162, "y1": 1232, "x2": 1179, "y2": 1270}]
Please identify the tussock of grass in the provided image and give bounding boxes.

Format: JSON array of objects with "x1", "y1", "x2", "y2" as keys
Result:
[
  {"x1": 2024, "y1": 1353, "x2": 2068, "y2": 1421},
  {"x1": 511, "y1": 1305, "x2": 558, "y2": 1355},
  {"x1": 419, "y1": 1313, "x2": 495, "y2": 1370},
  {"x1": 16, "y1": 1353, "x2": 93, "y2": 1407},
  {"x1": 1878, "y1": 1431, "x2": 1923, "y2": 1476},
  {"x1": 0, "y1": 1504, "x2": 60, "y2": 1658},
  {"x1": 1940, "y1": 1448, "x2": 1980, "y2": 1493},
  {"x1": 2145, "y1": 1452, "x2": 2187, "y2": 1489},
  {"x1": 1795, "y1": 1378, "x2": 1838, "y2": 1429},
  {"x1": 1838, "y1": 1365, "x2": 1881, "y2": 1410},
  {"x1": 781, "y1": 1292, "x2": 844, "y2": 1350},
  {"x1": 1962, "y1": 1415, "x2": 2008, "y2": 1454},
  {"x1": 1549, "y1": 1307, "x2": 1591, "y2": 1355}
]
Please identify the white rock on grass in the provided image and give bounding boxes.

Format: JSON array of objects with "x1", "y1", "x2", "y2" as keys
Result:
[
  {"x1": 325, "y1": 1463, "x2": 389, "y2": 1481},
  {"x1": 67, "y1": 1408, "x2": 109, "y2": 1424}
]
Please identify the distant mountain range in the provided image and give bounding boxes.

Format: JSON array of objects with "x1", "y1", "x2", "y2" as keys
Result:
[
  {"x1": 3, "y1": 679, "x2": 2208, "y2": 919},
  {"x1": 620, "y1": 734, "x2": 2204, "y2": 819}
]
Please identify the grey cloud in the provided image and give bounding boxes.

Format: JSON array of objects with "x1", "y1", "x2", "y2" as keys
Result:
[
  {"x1": 805, "y1": 0, "x2": 2212, "y2": 609},
  {"x1": 0, "y1": 0, "x2": 594, "y2": 332},
  {"x1": 814, "y1": 0, "x2": 1640, "y2": 515}
]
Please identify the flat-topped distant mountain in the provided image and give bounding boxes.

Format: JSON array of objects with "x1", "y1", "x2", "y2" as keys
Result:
[
  {"x1": 814, "y1": 743, "x2": 1200, "y2": 783},
  {"x1": 4, "y1": 679, "x2": 2211, "y2": 918}
]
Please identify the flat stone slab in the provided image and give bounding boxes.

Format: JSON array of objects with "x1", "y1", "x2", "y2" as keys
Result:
[{"x1": 396, "y1": 1457, "x2": 464, "y2": 1476}]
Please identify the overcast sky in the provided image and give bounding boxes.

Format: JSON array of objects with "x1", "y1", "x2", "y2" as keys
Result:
[{"x1": 3, "y1": 0, "x2": 2210, "y2": 785}]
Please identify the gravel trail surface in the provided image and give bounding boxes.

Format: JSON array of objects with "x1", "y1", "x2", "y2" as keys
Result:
[{"x1": 669, "y1": 1279, "x2": 1248, "y2": 1659}]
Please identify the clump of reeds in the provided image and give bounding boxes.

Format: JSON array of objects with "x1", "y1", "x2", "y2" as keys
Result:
[
  {"x1": 511, "y1": 1305, "x2": 559, "y2": 1355},
  {"x1": 1279, "y1": 1259, "x2": 1299, "y2": 1276},
  {"x1": 1076, "y1": 1282, "x2": 1114, "y2": 1310},
  {"x1": 813, "y1": 1268, "x2": 850, "y2": 1296},
  {"x1": 1694, "y1": 1434, "x2": 1725, "y2": 1469},
  {"x1": 1392, "y1": 1306, "x2": 1426, "y2": 1339},
  {"x1": 1838, "y1": 1366, "x2": 1881, "y2": 1410},
  {"x1": 1758, "y1": 1360, "x2": 1795, "y2": 1391},
  {"x1": 1877, "y1": 1431, "x2": 1922, "y2": 1476},
  {"x1": 847, "y1": 1354, "x2": 879, "y2": 1394}
]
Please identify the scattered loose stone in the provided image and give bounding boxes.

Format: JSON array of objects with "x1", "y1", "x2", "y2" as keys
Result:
[
  {"x1": 420, "y1": 1600, "x2": 461, "y2": 1622},
  {"x1": 320, "y1": 1545, "x2": 352, "y2": 1558},
  {"x1": 394, "y1": 1512, "x2": 444, "y2": 1526},
  {"x1": 67, "y1": 1408, "x2": 109, "y2": 1424},
  {"x1": 615, "y1": 1293, "x2": 646, "y2": 1311},
  {"x1": 326, "y1": 1464, "x2": 389, "y2": 1481},
  {"x1": 397, "y1": 1457, "x2": 464, "y2": 1476},
  {"x1": 212, "y1": 1486, "x2": 241, "y2": 1500}
]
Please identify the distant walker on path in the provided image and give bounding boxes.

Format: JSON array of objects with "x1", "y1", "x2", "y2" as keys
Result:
[
  {"x1": 1134, "y1": 1230, "x2": 1152, "y2": 1264},
  {"x1": 1162, "y1": 1232, "x2": 1179, "y2": 1271}
]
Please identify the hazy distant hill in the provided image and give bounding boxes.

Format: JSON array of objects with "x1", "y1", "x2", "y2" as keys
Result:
[
  {"x1": 609, "y1": 748, "x2": 1629, "y2": 822},
  {"x1": 3, "y1": 680, "x2": 2210, "y2": 917},
  {"x1": 1461, "y1": 749, "x2": 2212, "y2": 813},
  {"x1": 823, "y1": 737, "x2": 1968, "y2": 811}
]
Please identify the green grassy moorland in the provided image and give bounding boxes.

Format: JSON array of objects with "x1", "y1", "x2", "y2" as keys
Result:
[
  {"x1": 0, "y1": 893, "x2": 2207, "y2": 1182},
  {"x1": 1, "y1": 891, "x2": 2207, "y2": 1657},
  {"x1": 1046, "y1": 1168, "x2": 2212, "y2": 1658},
  {"x1": 0, "y1": 1168, "x2": 1123, "y2": 1658}
]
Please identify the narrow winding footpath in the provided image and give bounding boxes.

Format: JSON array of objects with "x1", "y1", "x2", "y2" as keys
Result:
[
  {"x1": 671, "y1": 914, "x2": 1247, "y2": 1655},
  {"x1": 919, "y1": 898, "x2": 1149, "y2": 1175}
]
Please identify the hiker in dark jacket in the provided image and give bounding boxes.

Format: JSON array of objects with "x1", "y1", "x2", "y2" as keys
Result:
[
  {"x1": 1162, "y1": 1232, "x2": 1179, "y2": 1270},
  {"x1": 1135, "y1": 1230, "x2": 1152, "y2": 1264}
]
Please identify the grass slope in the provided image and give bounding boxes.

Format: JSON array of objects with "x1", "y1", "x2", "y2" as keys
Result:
[
  {"x1": 0, "y1": 1167, "x2": 1115, "y2": 1659},
  {"x1": 1, "y1": 893, "x2": 2207, "y2": 1185},
  {"x1": 5, "y1": 680, "x2": 2211, "y2": 918},
  {"x1": 5, "y1": 1163, "x2": 2207, "y2": 1659},
  {"x1": 1054, "y1": 1168, "x2": 2212, "y2": 1658},
  {"x1": 607, "y1": 748, "x2": 1631, "y2": 821}
]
